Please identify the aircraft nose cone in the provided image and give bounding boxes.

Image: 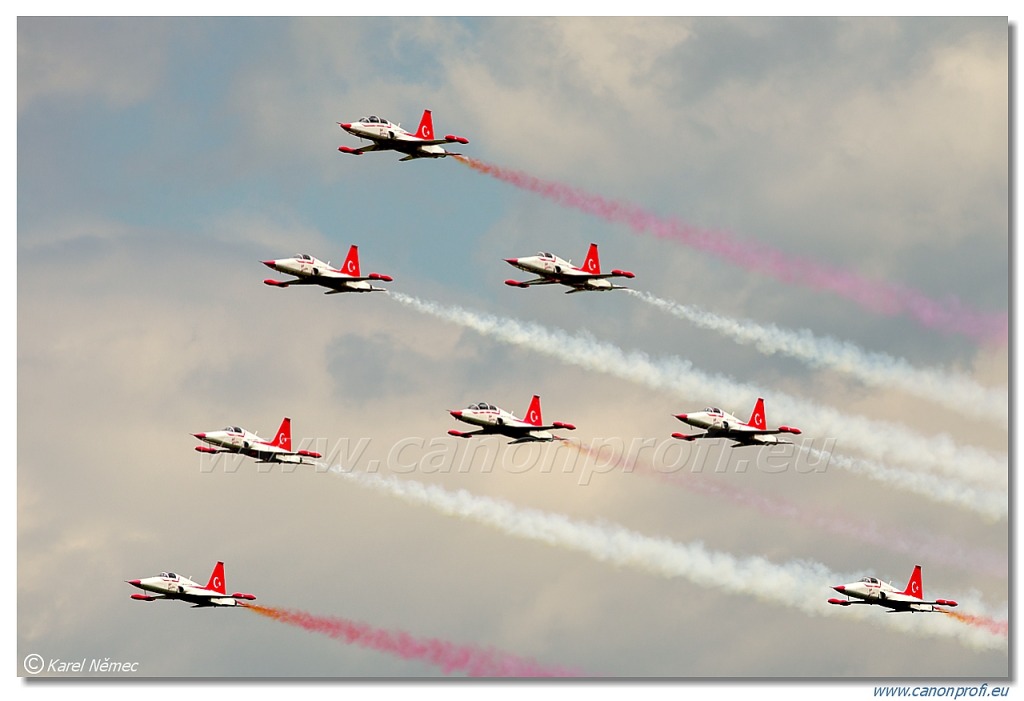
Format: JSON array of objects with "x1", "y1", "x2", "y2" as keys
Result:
[
  {"x1": 262, "y1": 260, "x2": 276, "y2": 268},
  {"x1": 127, "y1": 579, "x2": 142, "y2": 587},
  {"x1": 192, "y1": 432, "x2": 206, "y2": 439},
  {"x1": 674, "y1": 414, "x2": 688, "y2": 421},
  {"x1": 832, "y1": 585, "x2": 846, "y2": 593},
  {"x1": 449, "y1": 410, "x2": 463, "y2": 418},
  {"x1": 340, "y1": 123, "x2": 352, "y2": 129},
  {"x1": 504, "y1": 258, "x2": 519, "y2": 265}
]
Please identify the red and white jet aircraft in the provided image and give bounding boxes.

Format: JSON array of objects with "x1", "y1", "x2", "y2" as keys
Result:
[
  {"x1": 504, "y1": 243, "x2": 635, "y2": 294},
  {"x1": 193, "y1": 417, "x2": 322, "y2": 464},
  {"x1": 448, "y1": 395, "x2": 577, "y2": 444},
  {"x1": 828, "y1": 565, "x2": 958, "y2": 613},
  {"x1": 671, "y1": 397, "x2": 801, "y2": 446},
  {"x1": 126, "y1": 561, "x2": 256, "y2": 608},
  {"x1": 263, "y1": 245, "x2": 393, "y2": 294},
  {"x1": 337, "y1": 110, "x2": 469, "y2": 161}
]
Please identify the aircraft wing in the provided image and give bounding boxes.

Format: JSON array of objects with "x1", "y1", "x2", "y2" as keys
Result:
[
  {"x1": 718, "y1": 423, "x2": 800, "y2": 439},
  {"x1": 294, "y1": 270, "x2": 391, "y2": 287},
  {"x1": 501, "y1": 421, "x2": 574, "y2": 434},
  {"x1": 251, "y1": 446, "x2": 321, "y2": 464},
  {"x1": 557, "y1": 271, "x2": 622, "y2": 281},
  {"x1": 883, "y1": 593, "x2": 957, "y2": 608},
  {"x1": 346, "y1": 144, "x2": 381, "y2": 154},
  {"x1": 321, "y1": 274, "x2": 388, "y2": 284},
  {"x1": 384, "y1": 132, "x2": 459, "y2": 147},
  {"x1": 509, "y1": 278, "x2": 561, "y2": 287},
  {"x1": 180, "y1": 587, "x2": 256, "y2": 606},
  {"x1": 451, "y1": 423, "x2": 535, "y2": 438},
  {"x1": 312, "y1": 277, "x2": 362, "y2": 289},
  {"x1": 180, "y1": 586, "x2": 225, "y2": 599},
  {"x1": 187, "y1": 597, "x2": 242, "y2": 608},
  {"x1": 726, "y1": 433, "x2": 796, "y2": 448}
]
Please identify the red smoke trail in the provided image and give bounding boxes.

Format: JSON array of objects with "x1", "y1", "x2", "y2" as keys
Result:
[
  {"x1": 247, "y1": 604, "x2": 581, "y2": 677},
  {"x1": 456, "y1": 157, "x2": 1007, "y2": 345},
  {"x1": 941, "y1": 610, "x2": 1008, "y2": 637},
  {"x1": 565, "y1": 442, "x2": 1006, "y2": 579}
]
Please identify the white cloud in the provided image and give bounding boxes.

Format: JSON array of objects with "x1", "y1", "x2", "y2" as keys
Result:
[{"x1": 18, "y1": 17, "x2": 171, "y2": 111}]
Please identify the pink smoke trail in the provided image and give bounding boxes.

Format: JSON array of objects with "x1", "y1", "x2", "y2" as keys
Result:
[
  {"x1": 247, "y1": 604, "x2": 581, "y2": 677},
  {"x1": 456, "y1": 157, "x2": 1007, "y2": 345},
  {"x1": 566, "y1": 441, "x2": 1006, "y2": 579},
  {"x1": 942, "y1": 610, "x2": 1009, "y2": 637}
]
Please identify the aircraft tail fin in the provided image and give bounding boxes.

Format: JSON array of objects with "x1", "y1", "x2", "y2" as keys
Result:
[
  {"x1": 415, "y1": 109, "x2": 435, "y2": 140},
  {"x1": 902, "y1": 565, "x2": 924, "y2": 599},
  {"x1": 271, "y1": 417, "x2": 292, "y2": 451},
  {"x1": 205, "y1": 561, "x2": 227, "y2": 594},
  {"x1": 341, "y1": 245, "x2": 361, "y2": 277},
  {"x1": 747, "y1": 397, "x2": 767, "y2": 430},
  {"x1": 524, "y1": 395, "x2": 543, "y2": 426},
  {"x1": 581, "y1": 243, "x2": 601, "y2": 274}
]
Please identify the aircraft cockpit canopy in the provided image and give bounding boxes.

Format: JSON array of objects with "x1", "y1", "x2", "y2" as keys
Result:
[
  {"x1": 296, "y1": 254, "x2": 312, "y2": 261},
  {"x1": 538, "y1": 251, "x2": 554, "y2": 258},
  {"x1": 161, "y1": 572, "x2": 178, "y2": 580},
  {"x1": 704, "y1": 407, "x2": 722, "y2": 414},
  {"x1": 359, "y1": 116, "x2": 386, "y2": 124},
  {"x1": 223, "y1": 426, "x2": 242, "y2": 433},
  {"x1": 860, "y1": 577, "x2": 881, "y2": 585},
  {"x1": 470, "y1": 402, "x2": 497, "y2": 411}
]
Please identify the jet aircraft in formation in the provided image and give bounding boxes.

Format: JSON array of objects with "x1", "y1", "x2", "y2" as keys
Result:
[
  {"x1": 828, "y1": 565, "x2": 958, "y2": 613},
  {"x1": 263, "y1": 245, "x2": 393, "y2": 294},
  {"x1": 149, "y1": 111, "x2": 961, "y2": 631},
  {"x1": 193, "y1": 417, "x2": 322, "y2": 465},
  {"x1": 126, "y1": 561, "x2": 255, "y2": 607},
  {"x1": 504, "y1": 243, "x2": 635, "y2": 293},
  {"x1": 671, "y1": 397, "x2": 801, "y2": 447},
  {"x1": 448, "y1": 395, "x2": 576, "y2": 444},
  {"x1": 337, "y1": 110, "x2": 469, "y2": 161}
]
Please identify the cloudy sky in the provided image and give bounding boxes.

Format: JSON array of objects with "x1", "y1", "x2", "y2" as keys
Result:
[{"x1": 16, "y1": 14, "x2": 1010, "y2": 686}]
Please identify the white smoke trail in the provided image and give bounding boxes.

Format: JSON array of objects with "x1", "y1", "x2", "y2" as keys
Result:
[
  {"x1": 627, "y1": 290, "x2": 1007, "y2": 427},
  {"x1": 331, "y1": 468, "x2": 1007, "y2": 653},
  {"x1": 390, "y1": 293, "x2": 1007, "y2": 500},
  {"x1": 572, "y1": 442, "x2": 1008, "y2": 574},
  {"x1": 802, "y1": 448, "x2": 1006, "y2": 521}
]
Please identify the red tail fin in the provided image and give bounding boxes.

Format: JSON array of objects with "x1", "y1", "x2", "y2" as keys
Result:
[
  {"x1": 581, "y1": 243, "x2": 601, "y2": 274},
  {"x1": 415, "y1": 109, "x2": 434, "y2": 140},
  {"x1": 271, "y1": 417, "x2": 292, "y2": 451},
  {"x1": 524, "y1": 395, "x2": 543, "y2": 426},
  {"x1": 341, "y1": 245, "x2": 361, "y2": 277},
  {"x1": 205, "y1": 561, "x2": 227, "y2": 594},
  {"x1": 747, "y1": 397, "x2": 767, "y2": 430},
  {"x1": 902, "y1": 565, "x2": 924, "y2": 599}
]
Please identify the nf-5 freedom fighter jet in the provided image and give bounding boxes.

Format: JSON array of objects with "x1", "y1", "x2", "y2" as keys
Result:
[
  {"x1": 448, "y1": 395, "x2": 577, "y2": 444},
  {"x1": 671, "y1": 397, "x2": 801, "y2": 446},
  {"x1": 504, "y1": 243, "x2": 635, "y2": 293},
  {"x1": 828, "y1": 565, "x2": 958, "y2": 613},
  {"x1": 193, "y1": 417, "x2": 322, "y2": 464},
  {"x1": 337, "y1": 110, "x2": 469, "y2": 161},
  {"x1": 263, "y1": 245, "x2": 393, "y2": 294},
  {"x1": 127, "y1": 561, "x2": 256, "y2": 607}
]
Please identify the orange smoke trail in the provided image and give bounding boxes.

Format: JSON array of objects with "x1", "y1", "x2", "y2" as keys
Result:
[
  {"x1": 941, "y1": 610, "x2": 1009, "y2": 637},
  {"x1": 455, "y1": 156, "x2": 1007, "y2": 345},
  {"x1": 562, "y1": 441, "x2": 1007, "y2": 578},
  {"x1": 246, "y1": 604, "x2": 581, "y2": 677}
]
